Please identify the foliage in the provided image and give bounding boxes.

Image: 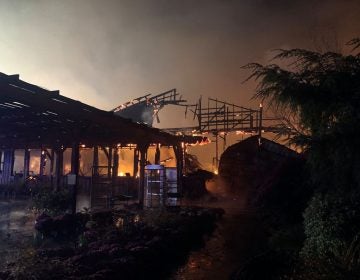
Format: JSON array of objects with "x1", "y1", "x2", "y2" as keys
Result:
[
  {"x1": 244, "y1": 38, "x2": 360, "y2": 190},
  {"x1": 32, "y1": 187, "x2": 71, "y2": 216},
  {"x1": 245, "y1": 38, "x2": 360, "y2": 279},
  {"x1": 302, "y1": 190, "x2": 360, "y2": 262},
  {"x1": 3, "y1": 247, "x2": 77, "y2": 280},
  {"x1": 302, "y1": 192, "x2": 347, "y2": 260},
  {"x1": 142, "y1": 208, "x2": 182, "y2": 228},
  {"x1": 1, "y1": 207, "x2": 222, "y2": 280}
]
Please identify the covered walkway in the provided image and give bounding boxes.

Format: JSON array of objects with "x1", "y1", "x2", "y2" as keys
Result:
[{"x1": 0, "y1": 72, "x2": 207, "y2": 212}]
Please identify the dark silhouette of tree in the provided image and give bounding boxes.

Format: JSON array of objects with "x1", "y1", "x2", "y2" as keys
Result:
[
  {"x1": 243, "y1": 39, "x2": 360, "y2": 279},
  {"x1": 244, "y1": 38, "x2": 360, "y2": 190}
]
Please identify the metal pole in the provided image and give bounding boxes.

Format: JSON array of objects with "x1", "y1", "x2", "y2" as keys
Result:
[
  {"x1": 258, "y1": 103, "x2": 263, "y2": 145},
  {"x1": 215, "y1": 133, "x2": 219, "y2": 171}
]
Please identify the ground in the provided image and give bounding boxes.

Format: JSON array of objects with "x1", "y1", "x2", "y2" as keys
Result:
[
  {"x1": 0, "y1": 200, "x2": 35, "y2": 269},
  {"x1": 173, "y1": 180, "x2": 267, "y2": 279},
  {"x1": 0, "y1": 180, "x2": 266, "y2": 280}
]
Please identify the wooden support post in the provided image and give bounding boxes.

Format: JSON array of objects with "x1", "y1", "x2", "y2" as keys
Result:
[
  {"x1": 39, "y1": 149, "x2": 46, "y2": 177},
  {"x1": 107, "y1": 147, "x2": 113, "y2": 179},
  {"x1": 55, "y1": 148, "x2": 64, "y2": 191},
  {"x1": 173, "y1": 144, "x2": 184, "y2": 193},
  {"x1": 99, "y1": 146, "x2": 113, "y2": 177},
  {"x1": 112, "y1": 147, "x2": 119, "y2": 186},
  {"x1": 71, "y1": 142, "x2": 80, "y2": 214},
  {"x1": 93, "y1": 146, "x2": 99, "y2": 177},
  {"x1": 138, "y1": 143, "x2": 149, "y2": 208},
  {"x1": 49, "y1": 149, "x2": 55, "y2": 187},
  {"x1": 0, "y1": 150, "x2": 2, "y2": 172},
  {"x1": 154, "y1": 144, "x2": 160, "y2": 165},
  {"x1": 24, "y1": 149, "x2": 30, "y2": 179},
  {"x1": 0, "y1": 149, "x2": 14, "y2": 185},
  {"x1": 133, "y1": 148, "x2": 139, "y2": 178},
  {"x1": 10, "y1": 150, "x2": 15, "y2": 176}
]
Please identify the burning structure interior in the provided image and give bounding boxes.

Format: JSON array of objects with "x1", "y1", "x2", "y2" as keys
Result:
[{"x1": 0, "y1": 72, "x2": 207, "y2": 212}]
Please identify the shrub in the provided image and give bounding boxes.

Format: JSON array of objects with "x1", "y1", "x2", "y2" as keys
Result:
[
  {"x1": 302, "y1": 192, "x2": 346, "y2": 260},
  {"x1": 32, "y1": 187, "x2": 71, "y2": 216},
  {"x1": 300, "y1": 190, "x2": 360, "y2": 279}
]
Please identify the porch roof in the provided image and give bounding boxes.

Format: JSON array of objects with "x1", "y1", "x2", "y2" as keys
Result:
[{"x1": 0, "y1": 73, "x2": 206, "y2": 149}]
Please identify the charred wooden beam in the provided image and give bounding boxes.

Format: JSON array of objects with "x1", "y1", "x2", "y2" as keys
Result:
[
  {"x1": 93, "y1": 146, "x2": 99, "y2": 177},
  {"x1": 112, "y1": 147, "x2": 119, "y2": 186},
  {"x1": 24, "y1": 148, "x2": 30, "y2": 178},
  {"x1": 154, "y1": 144, "x2": 160, "y2": 165},
  {"x1": 39, "y1": 149, "x2": 46, "y2": 177},
  {"x1": 55, "y1": 148, "x2": 64, "y2": 191},
  {"x1": 138, "y1": 143, "x2": 149, "y2": 208},
  {"x1": 133, "y1": 148, "x2": 139, "y2": 178},
  {"x1": 71, "y1": 142, "x2": 80, "y2": 214}
]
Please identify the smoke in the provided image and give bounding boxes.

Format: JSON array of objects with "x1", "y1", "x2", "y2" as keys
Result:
[
  {"x1": 0, "y1": 0, "x2": 359, "y2": 111},
  {"x1": 0, "y1": 0, "x2": 359, "y2": 169}
]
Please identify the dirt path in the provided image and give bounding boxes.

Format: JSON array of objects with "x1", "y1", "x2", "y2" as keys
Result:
[{"x1": 172, "y1": 191, "x2": 267, "y2": 280}]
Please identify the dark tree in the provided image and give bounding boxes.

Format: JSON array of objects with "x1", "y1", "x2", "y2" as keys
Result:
[
  {"x1": 244, "y1": 39, "x2": 360, "y2": 279},
  {"x1": 244, "y1": 38, "x2": 360, "y2": 190}
]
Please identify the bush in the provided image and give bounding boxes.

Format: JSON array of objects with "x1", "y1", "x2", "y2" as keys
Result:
[
  {"x1": 1, "y1": 207, "x2": 222, "y2": 279},
  {"x1": 302, "y1": 192, "x2": 346, "y2": 260},
  {"x1": 299, "y1": 190, "x2": 360, "y2": 279},
  {"x1": 32, "y1": 187, "x2": 71, "y2": 216}
]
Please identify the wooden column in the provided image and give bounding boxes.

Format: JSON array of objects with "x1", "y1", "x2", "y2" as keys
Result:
[
  {"x1": 49, "y1": 149, "x2": 55, "y2": 187},
  {"x1": 71, "y1": 144, "x2": 80, "y2": 175},
  {"x1": 93, "y1": 146, "x2": 99, "y2": 177},
  {"x1": 23, "y1": 149, "x2": 30, "y2": 179},
  {"x1": 173, "y1": 144, "x2": 184, "y2": 192},
  {"x1": 55, "y1": 148, "x2": 64, "y2": 191},
  {"x1": 71, "y1": 142, "x2": 80, "y2": 214},
  {"x1": 154, "y1": 144, "x2": 161, "y2": 165},
  {"x1": 138, "y1": 143, "x2": 149, "y2": 208},
  {"x1": 0, "y1": 150, "x2": 2, "y2": 172},
  {"x1": 10, "y1": 149, "x2": 15, "y2": 176},
  {"x1": 133, "y1": 148, "x2": 139, "y2": 178},
  {"x1": 39, "y1": 149, "x2": 46, "y2": 177},
  {"x1": 1, "y1": 149, "x2": 14, "y2": 185},
  {"x1": 112, "y1": 147, "x2": 119, "y2": 185},
  {"x1": 49, "y1": 149, "x2": 55, "y2": 175},
  {"x1": 107, "y1": 147, "x2": 113, "y2": 179}
]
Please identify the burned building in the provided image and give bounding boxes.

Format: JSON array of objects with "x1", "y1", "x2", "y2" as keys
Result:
[{"x1": 0, "y1": 72, "x2": 206, "y2": 212}]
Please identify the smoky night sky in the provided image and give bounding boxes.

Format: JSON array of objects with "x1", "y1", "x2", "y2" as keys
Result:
[{"x1": 0, "y1": 0, "x2": 359, "y2": 131}]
